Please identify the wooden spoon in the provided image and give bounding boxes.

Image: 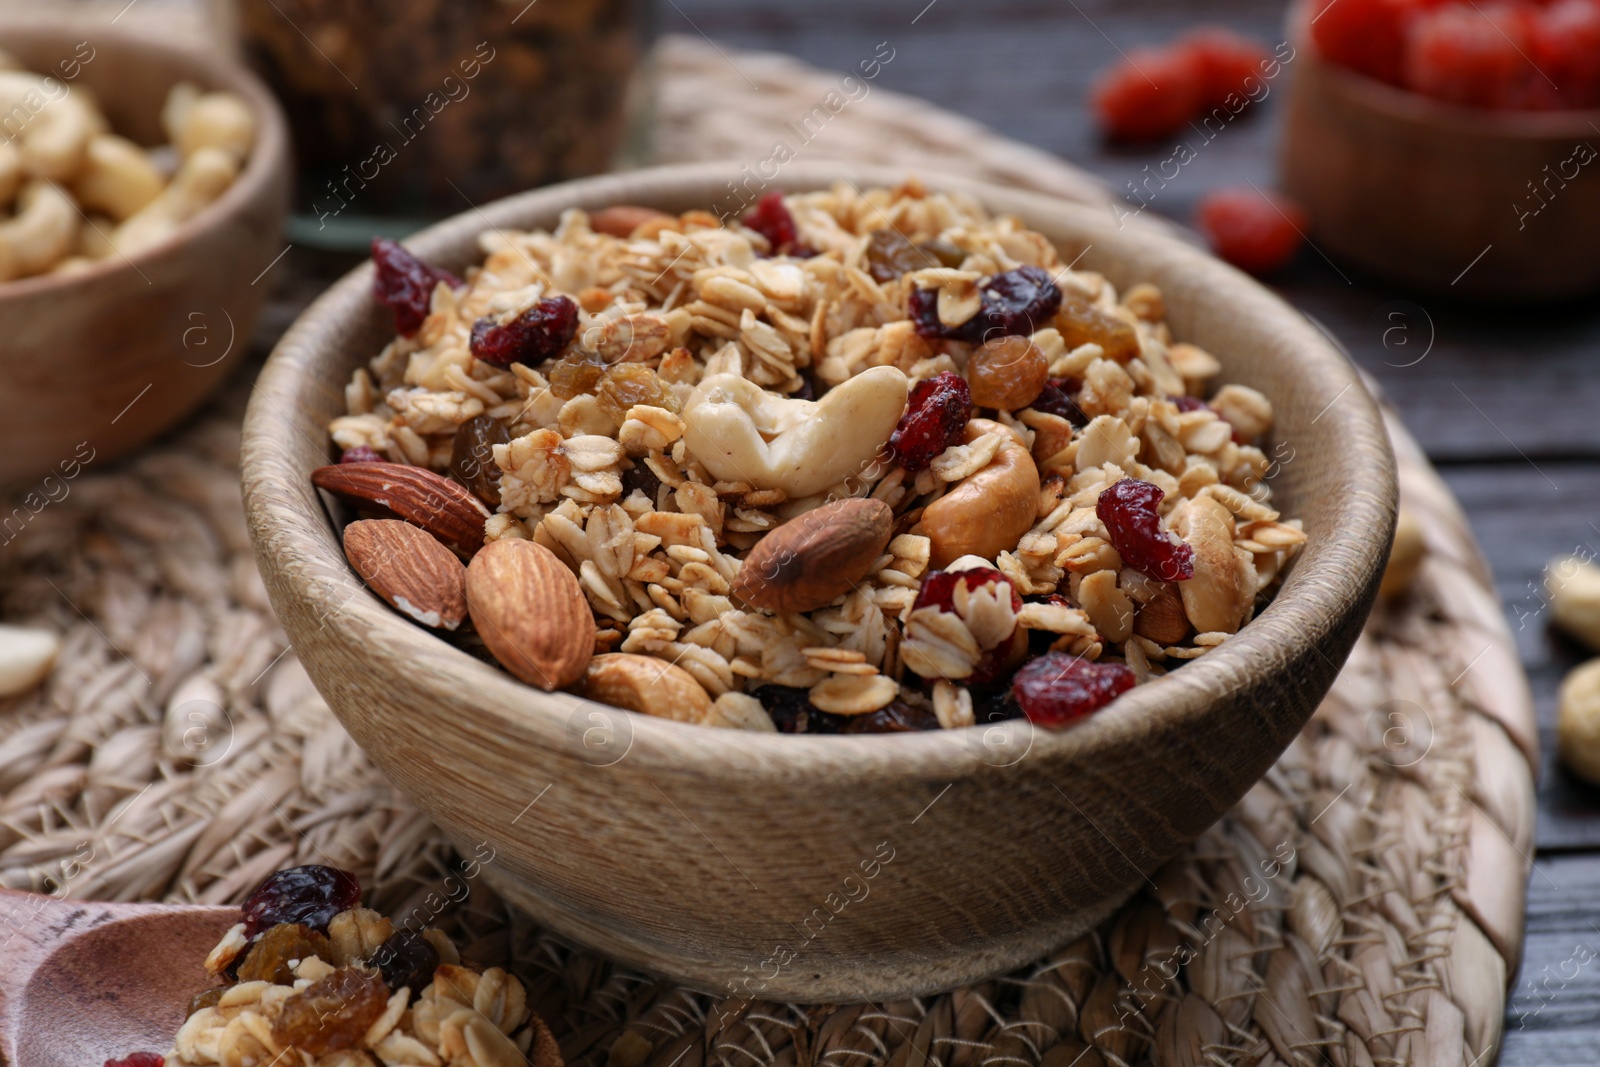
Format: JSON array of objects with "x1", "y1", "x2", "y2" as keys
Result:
[{"x1": 0, "y1": 889, "x2": 237, "y2": 1066}]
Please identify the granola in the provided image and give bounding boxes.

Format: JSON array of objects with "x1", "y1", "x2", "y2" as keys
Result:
[{"x1": 320, "y1": 181, "x2": 1306, "y2": 731}]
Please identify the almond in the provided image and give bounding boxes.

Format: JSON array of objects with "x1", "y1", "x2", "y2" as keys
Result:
[
  {"x1": 1132, "y1": 582, "x2": 1191, "y2": 646},
  {"x1": 312, "y1": 462, "x2": 490, "y2": 559},
  {"x1": 732, "y1": 497, "x2": 893, "y2": 613},
  {"x1": 342, "y1": 519, "x2": 467, "y2": 631},
  {"x1": 465, "y1": 539, "x2": 594, "y2": 691},
  {"x1": 589, "y1": 204, "x2": 672, "y2": 239},
  {"x1": 576, "y1": 653, "x2": 712, "y2": 722}
]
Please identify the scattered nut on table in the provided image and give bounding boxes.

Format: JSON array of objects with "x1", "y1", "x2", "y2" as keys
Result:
[
  {"x1": 1559, "y1": 658, "x2": 1600, "y2": 785},
  {"x1": 1379, "y1": 506, "x2": 1426, "y2": 599},
  {"x1": 0, "y1": 624, "x2": 60, "y2": 697},
  {"x1": 1547, "y1": 554, "x2": 1600, "y2": 651}
]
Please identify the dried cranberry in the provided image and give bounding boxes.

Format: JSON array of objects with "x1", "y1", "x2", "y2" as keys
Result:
[
  {"x1": 753, "y1": 686, "x2": 845, "y2": 734},
  {"x1": 1179, "y1": 27, "x2": 1272, "y2": 110},
  {"x1": 1195, "y1": 188, "x2": 1306, "y2": 276},
  {"x1": 1169, "y1": 395, "x2": 1208, "y2": 413},
  {"x1": 742, "y1": 191, "x2": 813, "y2": 257},
  {"x1": 1011, "y1": 653, "x2": 1136, "y2": 726},
  {"x1": 911, "y1": 266, "x2": 1063, "y2": 343},
  {"x1": 372, "y1": 929, "x2": 440, "y2": 992},
  {"x1": 469, "y1": 295, "x2": 579, "y2": 367},
  {"x1": 371, "y1": 237, "x2": 460, "y2": 338},
  {"x1": 1032, "y1": 377, "x2": 1089, "y2": 427},
  {"x1": 104, "y1": 1055, "x2": 164, "y2": 1067},
  {"x1": 339, "y1": 445, "x2": 386, "y2": 464},
  {"x1": 1095, "y1": 478, "x2": 1195, "y2": 582},
  {"x1": 241, "y1": 865, "x2": 362, "y2": 939},
  {"x1": 839, "y1": 700, "x2": 941, "y2": 733},
  {"x1": 889, "y1": 371, "x2": 971, "y2": 471},
  {"x1": 1091, "y1": 46, "x2": 1205, "y2": 141},
  {"x1": 914, "y1": 568, "x2": 1022, "y2": 685}
]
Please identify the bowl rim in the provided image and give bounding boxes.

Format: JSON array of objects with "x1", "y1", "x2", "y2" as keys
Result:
[
  {"x1": 1286, "y1": 0, "x2": 1600, "y2": 139},
  {"x1": 0, "y1": 17, "x2": 290, "y2": 298},
  {"x1": 243, "y1": 161, "x2": 1397, "y2": 780}
]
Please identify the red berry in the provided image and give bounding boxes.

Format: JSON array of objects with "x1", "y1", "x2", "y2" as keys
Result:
[
  {"x1": 1095, "y1": 478, "x2": 1195, "y2": 582},
  {"x1": 1011, "y1": 653, "x2": 1136, "y2": 726},
  {"x1": 371, "y1": 237, "x2": 460, "y2": 338},
  {"x1": 469, "y1": 295, "x2": 580, "y2": 367},
  {"x1": 890, "y1": 371, "x2": 972, "y2": 472},
  {"x1": 105, "y1": 1056, "x2": 164, "y2": 1067},
  {"x1": 1404, "y1": 3, "x2": 1537, "y2": 108},
  {"x1": 1091, "y1": 46, "x2": 1205, "y2": 141},
  {"x1": 1529, "y1": 0, "x2": 1600, "y2": 107},
  {"x1": 913, "y1": 568, "x2": 1022, "y2": 684},
  {"x1": 1195, "y1": 187, "x2": 1307, "y2": 276},
  {"x1": 1179, "y1": 27, "x2": 1273, "y2": 109},
  {"x1": 339, "y1": 446, "x2": 385, "y2": 464},
  {"x1": 742, "y1": 191, "x2": 814, "y2": 257},
  {"x1": 909, "y1": 266, "x2": 1062, "y2": 343},
  {"x1": 242, "y1": 865, "x2": 362, "y2": 939},
  {"x1": 1310, "y1": 0, "x2": 1430, "y2": 85}
]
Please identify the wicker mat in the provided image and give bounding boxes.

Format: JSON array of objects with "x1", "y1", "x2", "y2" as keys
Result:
[{"x1": 0, "y1": 35, "x2": 1536, "y2": 1067}]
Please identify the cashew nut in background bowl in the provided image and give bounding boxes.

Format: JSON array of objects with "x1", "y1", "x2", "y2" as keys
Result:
[
  {"x1": 0, "y1": 71, "x2": 105, "y2": 181},
  {"x1": 170, "y1": 89, "x2": 256, "y2": 162},
  {"x1": 74, "y1": 134, "x2": 165, "y2": 220},
  {"x1": 111, "y1": 146, "x2": 239, "y2": 257},
  {"x1": 0, "y1": 141, "x2": 20, "y2": 205},
  {"x1": 0, "y1": 180, "x2": 79, "y2": 280}
]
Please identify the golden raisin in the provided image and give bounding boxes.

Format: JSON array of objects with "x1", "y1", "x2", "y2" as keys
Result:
[
  {"x1": 548, "y1": 352, "x2": 606, "y2": 399},
  {"x1": 1055, "y1": 291, "x2": 1140, "y2": 362},
  {"x1": 186, "y1": 986, "x2": 225, "y2": 1018},
  {"x1": 966, "y1": 336, "x2": 1048, "y2": 410},
  {"x1": 596, "y1": 363, "x2": 680, "y2": 421},
  {"x1": 235, "y1": 922, "x2": 334, "y2": 985},
  {"x1": 271, "y1": 967, "x2": 388, "y2": 1054}
]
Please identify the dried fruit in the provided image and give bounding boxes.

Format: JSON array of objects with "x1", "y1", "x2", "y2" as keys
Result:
[
  {"x1": 733, "y1": 498, "x2": 893, "y2": 613},
  {"x1": 914, "y1": 567, "x2": 1023, "y2": 684},
  {"x1": 186, "y1": 987, "x2": 225, "y2": 1018},
  {"x1": 311, "y1": 462, "x2": 491, "y2": 560},
  {"x1": 590, "y1": 204, "x2": 672, "y2": 238},
  {"x1": 910, "y1": 266, "x2": 1062, "y2": 343},
  {"x1": 742, "y1": 190, "x2": 813, "y2": 256},
  {"x1": 1096, "y1": 478, "x2": 1195, "y2": 582},
  {"x1": 889, "y1": 370, "x2": 972, "y2": 471},
  {"x1": 1310, "y1": 0, "x2": 1417, "y2": 85},
  {"x1": 104, "y1": 1054, "x2": 164, "y2": 1067},
  {"x1": 577, "y1": 653, "x2": 713, "y2": 723},
  {"x1": 1196, "y1": 187, "x2": 1306, "y2": 276},
  {"x1": 865, "y1": 227, "x2": 934, "y2": 282},
  {"x1": 339, "y1": 445, "x2": 385, "y2": 464},
  {"x1": 469, "y1": 295, "x2": 579, "y2": 367},
  {"x1": 372, "y1": 237, "x2": 460, "y2": 338},
  {"x1": 549, "y1": 351, "x2": 607, "y2": 400},
  {"x1": 343, "y1": 519, "x2": 468, "y2": 630},
  {"x1": 465, "y1": 538, "x2": 595, "y2": 691},
  {"x1": 271, "y1": 967, "x2": 388, "y2": 1054},
  {"x1": 1011, "y1": 653, "x2": 1136, "y2": 726},
  {"x1": 1091, "y1": 46, "x2": 1205, "y2": 141},
  {"x1": 242, "y1": 865, "x2": 362, "y2": 939},
  {"x1": 1180, "y1": 28, "x2": 1272, "y2": 109},
  {"x1": 839, "y1": 700, "x2": 940, "y2": 733},
  {"x1": 1032, "y1": 377, "x2": 1089, "y2": 427},
  {"x1": 372, "y1": 928, "x2": 440, "y2": 992},
  {"x1": 754, "y1": 685, "x2": 847, "y2": 734},
  {"x1": 596, "y1": 363, "x2": 679, "y2": 422},
  {"x1": 1055, "y1": 291, "x2": 1140, "y2": 362},
  {"x1": 1531, "y1": 0, "x2": 1600, "y2": 109},
  {"x1": 236, "y1": 922, "x2": 336, "y2": 985},
  {"x1": 967, "y1": 336, "x2": 1048, "y2": 410},
  {"x1": 1170, "y1": 394, "x2": 1208, "y2": 414},
  {"x1": 918, "y1": 239, "x2": 967, "y2": 268},
  {"x1": 450, "y1": 414, "x2": 511, "y2": 508}
]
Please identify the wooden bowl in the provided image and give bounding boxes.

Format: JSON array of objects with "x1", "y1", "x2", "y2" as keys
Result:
[
  {"x1": 0, "y1": 20, "x2": 290, "y2": 491},
  {"x1": 1280, "y1": 0, "x2": 1600, "y2": 300},
  {"x1": 241, "y1": 162, "x2": 1397, "y2": 1002}
]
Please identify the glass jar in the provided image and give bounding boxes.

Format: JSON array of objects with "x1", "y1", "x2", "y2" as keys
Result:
[{"x1": 238, "y1": 0, "x2": 654, "y2": 222}]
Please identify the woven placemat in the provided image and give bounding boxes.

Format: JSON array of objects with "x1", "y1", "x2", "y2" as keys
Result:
[{"x1": 0, "y1": 35, "x2": 1536, "y2": 1067}]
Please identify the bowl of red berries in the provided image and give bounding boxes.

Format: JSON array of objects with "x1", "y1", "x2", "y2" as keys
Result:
[{"x1": 1282, "y1": 0, "x2": 1600, "y2": 298}]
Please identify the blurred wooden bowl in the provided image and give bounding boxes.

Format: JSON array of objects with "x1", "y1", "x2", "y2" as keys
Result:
[
  {"x1": 0, "y1": 20, "x2": 289, "y2": 492},
  {"x1": 242, "y1": 162, "x2": 1396, "y2": 1002},
  {"x1": 1280, "y1": 0, "x2": 1600, "y2": 300}
]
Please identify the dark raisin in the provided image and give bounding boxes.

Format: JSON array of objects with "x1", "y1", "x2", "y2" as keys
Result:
[
  {"x1": 865, "y1": 228, "x2": 929, "y2": 282},
  {"x1": 788, "y1": 369, "x2": 817, "y2": 401},
  {"x1": 104, "y1": 1054, "x2": 164, "y2": 1067},
  {"x1": 839, "y1": 700, "x2": 940, "y2": 733},
  {"x1": 450, "y1": 415, "x2": 510, "y2": 508},
  {"x1": 186, "y1": 987, "x2": 226, "y2": 1018},
  {"x1": 622, "y1": 461, "x2": 663, "y2": 504},
  {"x1": 372, "y1": 929, "x2": 441, "y2": 992},
  {"x1": 1032, "y1": 377, "x2": 1089, "y2": 427},
  {"x1": 236, "y1": 922, "x2": 335, "y2": 985},
  {"x1": 753, "y1": 686, "x2": 846, "y2": 734},
  {"x1": 917, "y1": 239, "x2": 968, "y2": 268},
  {"x1": 339, "y1": 445, "x2": 386, "y2": 465},
  {"x1": 371, "y1": 237, "x2": 460, "y2": 338},
  {"x1": 910, "y1": 266, "x2": 1062, "y2": 343},
  {"x1": 889, "y1": 370, "x2": 971, "y2": 471},
  {"x1": 1095, "y1": 478, "x2": 1195, "y2": 582},
  {"x1": 271, "y1": 968, "x2": 389, "y2": 1054},
  {"x1": 242, "y1": 865, "x2": 362, "y2": 939},
  {"x1": 742, "y1": 191, "x2": 813, "y2": 257},
  {"x1": 1011, "y1": 652, "x2": 1136, "y2": 726},
  {"x1": 976, "y1": 687, "x2": 1024, "y2": 723},
  {"x1": 470, "y1": 295, "x2": 579, "y2": 367},
  {"x1": 1169, "y1": 394, "x2": 1208, "y2": 413}
]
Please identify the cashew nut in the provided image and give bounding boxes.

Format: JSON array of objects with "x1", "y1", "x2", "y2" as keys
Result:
[
  {"x1": 0, "y1": 180, "x2": 79, "y2": 278},
  {"x1": 175, "y1": 91, "x2": 255, "y2": 162},
  {"x1": 0, "y1": 139, "x2": 20, "y2": 205},
  {"x1": 914, "y1": 419, "x2": 1039, "y2": 569},
  {"x1": 1548, "y1": 555, "x2": 1600, "y2": 652},
  {"x1": 111, "y1": 145, "x2": 238, "y2": 256},
  {"x1": 73, "y1": 134, "x2": 164, "y2": 221},
  {"x1": 0, "y1": 71, "x2": 106, "y2": 182},
  {"x1": 1559, "y1": 658, "x2": 1600, "y2": 786},
  {"x1": 682, "y1": 366, "x2": 908, "y2": 497},
  {"x1": 1170, "y1": 495, "x2": 1246, "y2": 634}
]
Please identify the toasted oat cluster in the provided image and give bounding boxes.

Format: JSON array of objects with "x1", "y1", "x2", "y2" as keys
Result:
[
  {"x1": 148, "y1": 865, "x2": 552, "y2": 1067},
  {"x1": 320, "y1": 181, "x2": 1306, "y2": 731}
]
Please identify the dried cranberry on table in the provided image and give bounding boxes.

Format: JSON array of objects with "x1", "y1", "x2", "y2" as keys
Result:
[
  {"x1": 372, "y1": 928, "x2": 441, "y2": 992},
  {"x1": 371, "y1": 237, "x2": 460, "y2": 338},
  {"x1": 910, "y1": 265, "x2": 1063, "y2": 343},
  {"x1": 1195, "y1": 188, "x2": 1306, "y2": 276},
  {"x1": 1091, "y1": 46, "x2": 1204, "y2": 141},
  {"x1": 339, "y1": 445, "x2": 386, "y2": 464},
  {"x1": 742, "y1": 191, "x2": 814, "y2": 257},
  {"x1": 1096, "y1": 478, "x2": 1195, "y2": 582},
  {"x1": 1031, "y1": 377, "x2": 1089, "y2": 427},
  {"x1": 1179, "y1": 27, "x2": 1272, "y2": 109},
  {"x1": 889, "y1": 370, "x2": 972, "y2": 471},
  {"x1": 469, "y1": 295, "x2": 580, "y2": 367},
  {"x1": 1011, "y1": 652, "x2": 1137, "y2": 726},
  {"x1": 104, "y1": 1055, "x2": 164, "y2": 1067},
  {"x1": 241, "y1": 864, "x2": 362, "y2": 939}
]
